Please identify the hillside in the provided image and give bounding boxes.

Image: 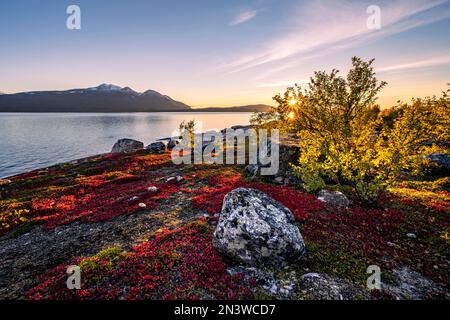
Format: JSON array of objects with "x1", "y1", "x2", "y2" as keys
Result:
[
  {"x1": 0, "y1": 84, "x2": 191, "y2": 112},
  {"x1": 0, "y1": 85, "x2": 272, "y2": 113}
]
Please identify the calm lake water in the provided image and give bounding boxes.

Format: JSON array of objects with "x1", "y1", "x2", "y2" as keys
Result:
[{"x1": 0, "y1": 112, "x2": 252, "y2": 178}]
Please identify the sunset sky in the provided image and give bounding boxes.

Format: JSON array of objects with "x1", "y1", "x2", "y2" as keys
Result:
[{"x1": 1, "y1": 0, "x2": 449, "y2": 108}]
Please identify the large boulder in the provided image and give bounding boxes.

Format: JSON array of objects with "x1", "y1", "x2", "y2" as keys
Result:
[
  {"x1": 111, "y1": 138, "x2": 144, "y2": 153},
  {"x1": 317, "y1": 190, "x2": 350, "y2": 209},
  {"x1": 146, "y1": 142, "x2": 166, "y2": 154},
  {"x1": 213, "y1": 188, "x2": 305, "y2": 267}
]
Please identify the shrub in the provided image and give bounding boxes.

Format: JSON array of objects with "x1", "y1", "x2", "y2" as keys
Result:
[{"x1": 255, "y1": 57, "x2": 449, "y2": 203}]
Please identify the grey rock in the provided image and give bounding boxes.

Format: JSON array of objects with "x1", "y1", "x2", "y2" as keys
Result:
[
  {"x1": 245, "y1": 164, "x2": 260, "y2": 178},
  {"x1": 382, "y1": 266, "x2": 450, "y2": 300},
  {"x1": 406, "y1": 233, "x2": 417, "y2": 239},
  {"x1": 111, "y1": 138, "x2": 144, "y2": 153},
  {"x1": 227, "y1": 266, "x2": 298, "y2": 299},
  {"x1": 213, "y1": 188, "x2": 305, "y2": 268},
  {"x1": 274, "y1": 176, "x2": 284, "y2": 184},
  {"x1": 425, "y1": 153, "x2": 450, "y2": 171},
  {"x1": 146, "y1": 141, "x2": 166, "y2": 154},
  {"x1": 317, "y1": 190, "x2": 350, "y2": 209},
  {"x1": 297, "y1": 273, "x2": 370, "y2": 300},
  {"x1": 167, "y1": 139, "x2": 179, "y2": 150}
]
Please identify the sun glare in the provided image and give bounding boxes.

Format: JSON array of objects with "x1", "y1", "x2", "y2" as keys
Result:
[{"x1": 288, "y1": 111, "x2": 295, "y2": 120}]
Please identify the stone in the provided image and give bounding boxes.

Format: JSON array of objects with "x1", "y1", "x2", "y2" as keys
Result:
[
  {"x1": 111, "y1": 138, "x2": 144, "y2": 153},
  {"x1": 425, "y1": 153, "x2": 450, "y2": 171},
  {"x1": 381, "y1": 266, "x2": 450, "y2": 300},
  {"x1": 138, "y1": 203, "x2": 146, "y2": 208},
  {"x1": 406, "y1": 233, "x2": 417, "y2": 239},
  {"x1": 297, "y1": 273, "x2": 370, "y2": 300},
  {"x1": 167, "y1": 139, "x2": 179, "y2": 150},
  {"x1": 317, "y1": 190, "x2": 350, "y2": 209},
  {"x1": 274, "y1": 176, "x2": 284, "y2": 184},
  {"x1": 245, "y1": 164, "x2": 260, "y2": 178},
  {"x1": 227, "y1": 266, "x2": 298, "y2": 299},
  {"x1": 146, "y1": 142, "x2": 166, "y2": 154},
  {"x1": 213, "y1": 188, "x2": 305, "y2": 267},
  {"x1": 147, "y1": 186, "x2": 158, "y2": 193}
]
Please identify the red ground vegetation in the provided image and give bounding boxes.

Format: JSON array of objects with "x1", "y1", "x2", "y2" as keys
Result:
[{"x1": 25, "y1": 220, "x2": 254, "y2": 300}]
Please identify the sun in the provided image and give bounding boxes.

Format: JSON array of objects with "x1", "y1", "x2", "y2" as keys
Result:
[{"x1": 288, "y1": 98, "x2": 296, "y2": 106}]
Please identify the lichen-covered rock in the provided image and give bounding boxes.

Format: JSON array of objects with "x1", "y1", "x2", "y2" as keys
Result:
[
  {"x1": 213, "y1": 188, "x2": 305, "y2": 267},
  {"x1": 111, "y1": 138, "x2": 144, "y2": 153},
  {"x1": 146, "y1": 141, "x2": 166, "y2": 154},
  {"x1": 296, "y1": 273, "x2": 370, "y2": 300},
  {"x1": 382, "y1": 266, "x2": 450, "y2": 300},
  {"x1": 317, "y1": 190, "x2": 350, "y2": 209}
]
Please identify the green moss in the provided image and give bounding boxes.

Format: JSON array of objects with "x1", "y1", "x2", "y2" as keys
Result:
[
  {"x1": 306, "y1": 243, "x2": 370, "y2": 287},
  {"x1": 93, "y1": 246, "x2": 125, "y2": 262},
  {"x1": 10, "y1": 220, "x2": 40, "y2": 238},
  {"x1": 79, "y1": 246, "x2": 126, "y2": 286}
]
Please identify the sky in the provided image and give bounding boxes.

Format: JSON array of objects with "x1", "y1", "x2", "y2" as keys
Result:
[{"x1": 0, "y1": 0, "x2": 449, "y2": 108}]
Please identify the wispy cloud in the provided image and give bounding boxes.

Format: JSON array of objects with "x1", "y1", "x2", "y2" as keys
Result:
[
  {"x1": 258, "y1": 79, "x2": 308, "y2": 88},
  {"x1": 229, "y1": 10, "x2": 259, "y2": 26},
  {"x1": 225, "y1": 0, "x2": 450, "y2": 72},
  {"x1": 377, "y1": 55, "x2": 450, "y2": 73}
]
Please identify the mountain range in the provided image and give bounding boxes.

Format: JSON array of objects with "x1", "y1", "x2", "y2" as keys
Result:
[{"x1": 0, "y1": 84, "x2": 272, "y2": 113}]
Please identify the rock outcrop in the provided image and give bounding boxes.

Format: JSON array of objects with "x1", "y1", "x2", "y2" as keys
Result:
[
  {"x1": 111, "y1": 138, "x2": 144, "y2": 153},
  {"x1": 213, "y1": 188, "x2": 305, "y2": 267},
  {"x1": 296, "y1": 273, "x2": 370, "y2": 300}
]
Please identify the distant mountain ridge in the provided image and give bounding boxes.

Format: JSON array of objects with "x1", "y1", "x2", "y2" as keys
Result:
[
  {"x1": 0, "y1": 84, "x2": 190, "y2": 112},
  {"x1": 193, "y1": 104, "x2": 272, "y2": 112},
  {"x1": 0, "y1": 84, "x2": 272, "y2": 113}
]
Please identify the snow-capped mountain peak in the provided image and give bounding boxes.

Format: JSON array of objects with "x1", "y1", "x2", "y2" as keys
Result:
[{"x1": 90, "y1": 83, "x2": 123, "y2": 92}]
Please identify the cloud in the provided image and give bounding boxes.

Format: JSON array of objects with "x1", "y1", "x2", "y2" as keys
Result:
[
  {"x1": 258, "y1": 79, "x2": 308, "y2": 88},
  {"x1": 377, "y1": 55, "x2": 450, "y2": 73},
  {"x1": 225, "y1": 0, "x2": 450, "y2": 72},
  {"x1": 229, "y1": 10, "x2": 258, "y2": 26}
]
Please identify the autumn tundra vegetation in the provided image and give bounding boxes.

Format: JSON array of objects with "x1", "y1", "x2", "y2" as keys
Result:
[{"x1": 0, "y1": 57, "x2": 448, "y2": 300}]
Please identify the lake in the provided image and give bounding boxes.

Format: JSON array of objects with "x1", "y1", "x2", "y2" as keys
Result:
[{"x1": 0, "y1": 112, "x2": 252, "y2": 178}]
